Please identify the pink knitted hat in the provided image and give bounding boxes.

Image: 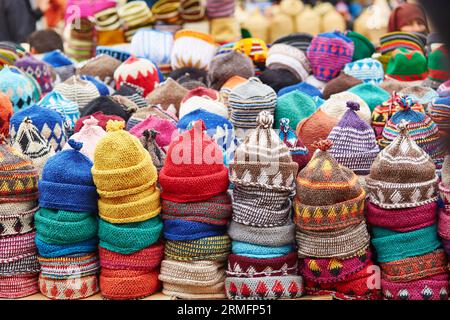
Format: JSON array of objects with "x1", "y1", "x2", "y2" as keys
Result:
[
  {"x1": 438, "y1": 208, "x2": 450, "y2": 240},
  {"x1": 382, "y1": 273, "x2": 448, "y2": 300},
  {"x1": 62, "y1": 116, "x2": 106, "y2": 161},
  {"x1": 129, "y1": 115, "x2": 178, "y2": 150}
]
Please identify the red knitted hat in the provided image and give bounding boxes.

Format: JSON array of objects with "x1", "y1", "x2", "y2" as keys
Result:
[
  {"x1": 0, "y1": 92, "x2": 13, "y2": 137},
  {"x1": 114, "y1": 56, "x2": 160, "y2": 96},
  {"x1": 74, "y1": 111, "x2": 124, "y2": 133},
  {"x1": 159, "y1": 120, "x2": 229, "y2": 202}
]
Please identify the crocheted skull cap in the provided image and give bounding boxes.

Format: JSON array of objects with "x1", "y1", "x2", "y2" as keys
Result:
[
  {"x1": 92, "y1": 120, "x2": 158, "y2": 198},
  {"x1": 159, "y1": 120, "x2": 229, "y2": 203},
  {"x1": 230, "y1": 111, "x2": 298, "y2": 191},
  {"x1": 367, "y1": 120, "x2": 438, "y2": 209}
]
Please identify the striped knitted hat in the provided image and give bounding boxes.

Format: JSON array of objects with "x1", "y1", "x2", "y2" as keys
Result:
[
  {"x1": 130, "y1": 29, "x2": 173, "y2": 66},
  {"x1": 343, "y1": 58, "x2": 384, "y2": 85},
  {"x1": 385, "y1": 48, "x2": 428, "y2": 83},
  {"x1": 294, "y1": 140, "x2": 366, "y2": 231},
  {"x1": 399, "y1": 86, "x2": 439, "y2": 112},
  {"x1": 367, "y1": 120, "x2": 438, "y2": 209},
  {"x1": 180, "y1": 0, "x2": 206, "y2": 22},
  {"x1": 152, "y1": 0, "x2": 181, "y2": 24},
  {"x1": 378, "y1": 31, "x2": 426, "y2": 69},
  {"x1": 206, "y1": 0, "x2": 234, "y2": 18},
  {"x1": 327, "y1": 102, "x2": 380, "y2": 175},
  {"x1": 117, "y1": 1, "x2": 153, "y2": 42},
  {"x1": 53, "y1": 75, "x2": 100, "y2": 111},
  {"x1": 230, "y1": 111, "x2": 298, "y2": 191},
  {"x1": 94, "y1": 6, "x2": 122, "y2": 31},
  {"x1": 266, "y1": 44, "x2": 311, "y2": 82},
  {"x1": 228, "y1": 77, "x2": 277, "y2": 130},
  {"x1": 430, "y1": 96, "x2": 450, "y2": 138},
  {"x1": 38, "y1": 91, "x2": 80, "y2": 133}
]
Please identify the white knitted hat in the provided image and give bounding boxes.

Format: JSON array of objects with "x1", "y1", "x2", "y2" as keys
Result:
[
  {"x1": 53, "y1": 76, "x2": 100, "y2": 111},
  {"x1": 321, "y1": 91, "x2": 372, "y2": 124},
  {"x1": 179, "y1": 96, "x2": 228, "y2": 119},
  {"x1": 266, "y1": 44, "x2": 311, "y2": 81}
]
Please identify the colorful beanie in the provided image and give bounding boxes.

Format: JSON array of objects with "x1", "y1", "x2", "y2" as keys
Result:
[
  {"x1": 53, "y1": 75, "x2": 100, "y2": 110},
  {"x1": 130, "y1": 29, "x2": 173, "y2": 66},
  {"x1": 307, "y1": 31, "x2": 355, "y2": 82},
  {"x1": 348, "y1": 83, "x2": 391, "y2": 112},
  {"x1": 76, "y1": 54, "x2": 122, "y2": 86},
  {"x1": 378, "y1": 32, "x2": 426, "y2": 68},
  {"x1": 179, "y1": 95, "x2": 227, "y2": 120},
  {"x1": 15, "y1": 55, "x2": 53, "y2": 95},
  {"x1": 345, "y1": 31, "x2": 376, "y2": 61},
  {"x1": 38, "y1": 91, "x2": 80, "y2": 132},
  {"x1": 171, "y1": 30, "x2": 217, "y2": 71},
  {"x1": 146, "y1": 78, "x2": 188, "y2": 115},
  {"x1": 114, "y1": 56, "x2": 160, "y2": 97},
  {"x1": 430, "y1": 96, "x2": 450, "y2": 137},
  {"x1": 367, "y1": 120, "x2": 438, "y2": 209},
  {"x1": 266, "y1": 44, "x2": 311, "y2": 82},
  {"x1": 321, "y1": 91, "x2": 372, "y2": 124},
  {"x1": 129, "y1": 114, "x2": 177, "y2": 150},
  {"x1": 0, "y1": 66, "x2": 34, "y2": 112},
  {"x1": 327, "y1": 102, "x2": 380, "y2": 175},
  {"x1": 323, "y1": 72, "x2": 363, "y2": 100},
  {"x1": 399, "y1": 86, "x2": 439, "y2": 112},
  {"x1": 232, "y1": 38, "x2": 269, "y2": 75},
  {"x1": 159, "y1": 120, "x2": 228, "y2": 202},
  {"x1": 423, "y1": 44, "x2": 450, "y2": 89},
  {"x1": 385, "y1": 48, "x2": 428, "y2": 83},
  {"x1": 10, "y1": 105, "x2": 67, "y2": 152},
  {"x1": 275, "y1": 90, "x2": 317, "y2": 130},
  {"x1": 0, "y1": 92, "x2": 13, "y2": 137},
  {"x1": 343, "y1": 58, "x2": 384, "y2": 85}
]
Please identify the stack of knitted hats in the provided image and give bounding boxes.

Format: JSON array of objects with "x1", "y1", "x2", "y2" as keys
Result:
[
  {"x1": 117, "y1": 1, "x2": 154, "y2": 42},
  {"x1": 294, "y1": 139, "x2": 377, "y2": 300},
  {"x1": 65, "y1": 18, "x2": 96, "y2": 61},
  {"x1": 158, "y1": 120, "x2": 231, "y2": 299},
  {"x1": 366, "y1": 121, "x2": 448, "y2": 300},
  {"x1": 438, "y1": 156, "x2": 450, "y2": 270},
  {"x1": 0, "y1": 141, "x2": 40, "y2": 298},
  {"x1": 34, "y1": 139, "x2": 100, "y2": 299},
  {"x1": 92, "y1": 121, "x2": 163, "y2": 300},
  {"x1": 94, "y1": 6, "x2": 125, "y2": 46},
  {"x1": 226, "y1": 111, "x2": 304, "y2": 300}
]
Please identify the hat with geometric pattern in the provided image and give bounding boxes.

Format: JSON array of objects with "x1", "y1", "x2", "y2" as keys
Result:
[
  {"x1": 38, "y1": 91, "x2": 80, "y2": 133},
  {"x1": 15, "y1": 55, "x2": 54, "y2": 95},
  {"x1": 0, "y1": 66, "x2": 35, "y2": 112},
  {"x1": 343, "y1": 58, "x2": 384, "y2": 85}
]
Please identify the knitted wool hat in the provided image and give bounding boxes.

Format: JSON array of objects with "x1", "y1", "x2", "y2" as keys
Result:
[
  {"x1": 348, "y1": 83, "x2": 391, "y2": 112},
  {"x1": 379, "y1": 96, "x2": 444, "y2": 166},
  {"x1": 206, "y1": 0, "x2": 234, "y2": 18},
  {"x1": 92, "y1": 121, "x2": 161, "y2": 224},
  {"x1": 378, "y1": 32, "x2": 426, "y2": 63},
  {"x1": 146, "y1": 78, "x2": 188, "y2": 115},
  {"x1": 430, "y1": 96, "x2": 450, "y2": 137},
  {"x1": 15, "y1": 55, "x2": 53, "y2": 95},
  {"x1": 11, "y1": 118, "x2": 54, "y2": 177},
  {"x1": 0, "y1": 67, "x2": 34, "y2": 112},
  {"x1": 266, "y1": 44, "x2": 311, "y2": 82},
  {"x1": 179, "y1": 96, "x2": 228, "y2": 120},
  {"x1": 219, "y1": 75, "x2": 247, "y2": 107},
  {"x1": 76, "y1": 54, "x2": 121, "y2": 87},
  {"x1": 130, "y1": 29, "x2": 173, "y2": 66},
  {"x1": 0, "y1": 201, "x2": 37, "y2": 237},
  {"x1": 207, "y1": 51, "x2": 255, "y2": 90},
  {"x1": 0, "y1": 274, "x2": 39, "y2": 298},
  {"x1": 232, "y1": 38, "x2": 269, "y2": 75},
  {"x1": 321, "y1": 91, "x2": 372, "y2": 125},
  {"x1": 345, "y1": 31, "x2": 376, "y2": 61},
  {"x1": 10, "y1": 105, "x2": 67, "y2": 152},
  {"x1": 307, "y1": 32, "x2": 355, "y2": 82},
  {"x1": 171, "y1": 30, "x2": 217, "y2": 71},
  {"x1": 139, "y1": 130, "x2": 166, "y2": 172},
  {"x1": 100, "y1": 269, "x2": 160, "y2": 300},
  {"x1": 39, "y1": 140, "x2": 97, "y2": 212},
  {"x1": 126, "y1": 104, "x2": 177, "y2": 132},
  {"x1": 272, "y1": 33, "x2": 313, "y2": 53},
  {"x1": 12, "y1": 67, "x2": 42, "y2": 103},
  {"x1": 322, "y1": 72, "x2": 363, "y2": 100},
  {"x1": 228, "y1": 77, "x2": 277, "y2": 130},
  {"x1": 38, "y1": 91, "x2": 80, "y2": 132},
  {"x1": 95, "y1": 46, "x2": 131, "y2": 63},
  {"x1": 258, "y1": 69, "x2": 299, "y2": 94},
  {"x1": 294, "y1": 140, "x2": 366, "y2": 231},
  {"x1": 169, "y1": 67, "x2": 208, "y2": 86},
  {"x1": 53, "y1": 75, "x2": 100, "y2": 110},
  {"x1": 117, "y1": 1, "x2": 153, "y2": 42},
  {"x1": 179, "y1": 0, "x2": 206, "y2": 22},
  {"x1": 386, "y1": 48, "x2": 428, "y2": 83},
  {"x1": 113, "y1": 83, "x2": 148, "y2": 109},
  {"x1": 35, "y1": 237, "x2": 98, "y2": 258},
  {"x1": 0, "y1": 92, "x2": 13, "y2": 137},
  {"x1": 230, "y1": 111, "x2": 298, "y2": 191},
  {"x1": 75, "y1": 111, "x2": 124, "y2": 133},
  {"x1": 296, "y1": 109, "x2": 339, "y2": 154},
  {"x1": 275, "y1": 91, "x2": 317, "y2": 130},
  {"x1": 343, "y1": 58, "x2": 384, "y2": 85},
  {"x1": 159, "y1": 120, "x2": 228, "y2": 202},
  {"x1": 367, "y1": 121, "x2": 438, "y2": 209},
  {"x1": 164, "y1": 235, "x2": 231, "y2": 261},
  {"x1": 163, "y1": 219, "x2": 226, "y2": 241},
  {"x1": 181, "y1": 87, "x2": 220, "y2": 104},
  {"x1": 278, "y1": 82, "x2": 323, "y2": 99},
  {"x1": 399, "y1": 86, "x2": 439, "y2": 112},
  {"x1": 279, "y1": 118, "x2": 310, "y2": 173},
  {"x1": 42, "y1": 50, "x2": 75, "y2": 82},
  {"x1": 423, "y1": 45, "x2": 450, "y2": 89},
  {"x1": 129, "y1": 114, "x2": 177, "y2": 150},
  {"x1": 327, "y1": 102, "x2": 380, "y2": 175},
  {"x1": 81, "y1": 96, "x2": 135, "y2": 123},
  {"x1": 114, "y1": 56, "x2": 160, "y2": 97}
]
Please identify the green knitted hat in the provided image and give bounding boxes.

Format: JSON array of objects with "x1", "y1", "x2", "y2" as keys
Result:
[
  {"x1": 346, "y1": 31, "x2": 376, "y2": 61},
  {"x1": 386, "y1": 48, "x2": 428, "y2": 82},
  {"x1": 275, "y1": 90, "x2": 317, "y2": 130},
  {"x1": 348, "y1": 83, "x2": 391, "y2": 112}
]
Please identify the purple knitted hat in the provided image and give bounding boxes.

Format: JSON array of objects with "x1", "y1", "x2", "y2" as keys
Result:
[
  {"x1": 307, "y1": 31, "x2": 354, "y2": 82},
  {"x1": 327, "y1": 101, "x2": 380, "y2": 175},
  {"x1": 15, "y1": 55, "x2": 53, "y2": 95}
]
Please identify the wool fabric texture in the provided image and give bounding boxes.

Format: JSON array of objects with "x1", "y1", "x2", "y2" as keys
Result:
[
  {"x1": 0, "y1": 67, "x2": 34, "y2": 112},
  {"x1": 231, "y1": 241, "x2": 293, "y2": 259},
  {"x1": 347, "y1": 83, "x2": 390, "y2": 112},
  {"x1": 53, "y1": 75, "x2": 100, "y2": 110},
  {"x1": 159, "y1": 260, "x2": 224, "y2": 287},
  {"x1": 162, "y1": 282, "x2": 225, "y2": 300},
  {"x1": 275, "y1": 91, "x2": 317, "y2": 131},
  {"x1": 343, "y1": 58, "x2": 384, "y2": 85},
  {"x1": 424, "y1": 45, "x2": 450, "y2": 89},
  {"x1": 345, "y1": 31, "x2": 376, "y2": 61},
  {"x1": 39, "y1": 274, "x2": 99, "y2": 300},
  {"x1": 15, "y1": 55, "x2": 53, "y2": 95},
  {"x1": 181, "y1": 87, "x2": 220, "y2": 104},
  {"x1": 130, "y1": 29, "x2": 173, "y2": 65},
  {"x1": 159, "y1": 120, "x2": 229, "y2": 203},
  {"x1": 399, "y1": 86, "x2": 438, "y2": 112},
  {"x1": 321, "y1": 91, "x2": 372, "y2": 125},
  {"x1": 164, "y1": 235, "x2": 231, "y2": 262},
  {"x1": 266, "y1": 44, "x2": 311, "y2": 82},
  {"x1": 0, "y1": 274, "x2": 39, "y2": 298},
  {"x1": 98, "y1": 216, "x2": 163, "y2": 255},
  {"x1": 371, "y1": 224, "x2": 441, "y2": 263},
  {"x1": 438, "y1": 209, "x2": 450, "y2": 240},
  {"x1": 258, "y1": 69, "x2": 299, "y2": 94},
  {"x1": 0, "y1": 202, "x2": 37, "y2": 237},
  {"x1": 75, "y1": 112, "x2": 124, "y2": 133},
  {"x1": 126, "y1": 104, "x2": 177, "y2": 131},
  {"x1": 38, "y1": 253, "x2": 100, "y2": 280},
  {"x1": 307, "y1": 32, "x2": 354, "y2": 82},
  {"x1": 327, "y1": 102, "x2": 380, "y2": 175},
  {"x1": 76, "y1": 54, "x2": 122, "y2": 86},
  {"x1": 207, "y1": 51, "x2": 255, "y2": 90},
  {"x1": 81, "y1": 96, "x2": 136, "y2": 122},
  {"x1": 38, "y1": 91, "x2": 80, "y2": 132},
  {"x1": 0, "y1": 92, "x2": 12, "y2": 137},
  {"x1": 322, "y1": 72, "x2": 363, "y2": 100},
  {"x1": 163, "y1": 220, "x2": 226, "y2": 241},
  {"x1": 161, "y1": 193, "x2": 232, "y2": 226},
  {"x1": 382, "y1": 273, "x2": 448, "y2": 301},
  {"x1": 179, "y1": 96, "x2": 228, "y2": 120},
  {"x1": 129, "y1": 115, "x2": 177, "y2": 150},
  {"x1": 386, "y1": 48, "x2": 428, "y2": 82},
  {"x1": 430, "y1": 96, "x2": 450, "y2": 137},
  {"x1": 114, "y1": 83, "x2": 148, "y2": 109},
  {"x1": 146, "y1": 78, "x2": 188, "y2": 115},
  {"x1": 35, "y1": 237, "x2": 98, "y2": 258},
  {"x1": 80, "y1": 75, "x2": 111, "y2": 97},
  {"x1": 278, "y1": 82, "x2": 323, "y2": 99}
]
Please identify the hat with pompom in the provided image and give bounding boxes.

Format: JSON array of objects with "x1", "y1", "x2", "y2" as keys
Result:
[{"x1": 321, "y1": 91, "x2": 372, "y2": 124}]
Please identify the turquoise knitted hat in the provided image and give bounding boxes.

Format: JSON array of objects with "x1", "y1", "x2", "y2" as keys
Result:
[
  {"x1": 275, "y1": 90, "x2": 317, "y2": 129},
  {"x1": 0, "y1": 66, "x2": 34, "y2": 112},
  {"x1": 348, "y1": 83, "x2": 391, "y2": 112},
  {"x1": 231, "y1": 241, "x2": 294, "y2": 259},
  {"x1": 38, "y1": 91, "x2": 80, "y2": 133}
]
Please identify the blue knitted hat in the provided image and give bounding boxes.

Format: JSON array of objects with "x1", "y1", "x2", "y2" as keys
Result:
[
  {"x1": 278, "y1": 82, "x2": 323, "y2": 99},
  {"x1": 80, "y1": 75, "x2": 111, "y2": 96},
  {"x1": 35, "y1": 236, "x2": 98, "y2": 258},
  {"x1": 39, "y1": 139, "x2": 98, "y2": 213},
  {"x1": 0, "y1": 66, "x2": 34, "y2": 112},
  {"x1": 42, "y1": 50, "x2": 75, "y2": 82},
  {"x1": 96, "y1": 46, "x2": 131, "y2": 62},
  {"x1": 38, "y1": 91, "x2": 80, "y2": 132},
  {"x1": 163, "y1": 220, "x2": 226, "y2": 241},
  {"x1": 343, "y1": 58, "x2": 385, "y2": 85},
  {"x1": 10, "y1": 105, "x2": 67, "y2": 151}
]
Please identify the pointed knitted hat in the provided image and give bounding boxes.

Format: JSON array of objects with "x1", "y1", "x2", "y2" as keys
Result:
[
  {"x1": 11, "y1": 118, "x2": 54, "y2": 177},
  {"x1": 159, "y1": 120, "x2": 229, "y2": 202},
  {"x1": 38, "y1": 91, "x2": 80, "y2": 132},
  {"x1": 230, "y1": 111, "x2": 298, "y2": 191},
  {"x1": 367, "y1": 121, "x2": 438, "y2": 209},
  {"x1": 279, "y1": 118, "x2": 310, "y2": 173},
  {"x1": 39, "y1": 139, "x2": 98, "y2": 213},
  {"x1": 294, "y1": 139, "x2": 366, "y2": 231},
  {"x1": 53, "y1": 75, "x2": 100, "y2": 110},
  {"x1": 328, "y1": 102, "x2": 380, "y2": 175}
]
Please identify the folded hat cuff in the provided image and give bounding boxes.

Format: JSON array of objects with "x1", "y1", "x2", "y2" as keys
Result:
[
  {"x1": 381, "y1": 273, "x2": 448, "y2": 300},
  {"x1": 228, "y1": 220, "x2": 295, "y2": 247},
  {"x1": 367, "y1": 201, "x2": 437, "y2": 232},
  {"x1": 226, "y1": 252, "x2": 298, "y2": 278},
  {"x1": 35, "y1": 237, "x2": 98, "y2": 258},
  {"x1": 39, "y1": 274, "x2": 99, "y2": 300},
  {"x1": 162, "y1": 282, "x2": 226, "y2": 300},
  {"x1": 38, "y1": 253, "x2": 100, "y2": 279},
  {"x1": 231, "y1": 241, "x2": 293, "y2": 259},
  {"x1": 225, "y1": 276, "x2": 304, "y2": 300},
  {"x1": 371, "y1": 224, "x2": 441, "y2": 263},
  {"x1": 0, "y1": 231, "x2": 36, "y2": 261},
  {"x1": 159, "y1": 167, "x2": 229, "y2": 202},
  {"x1": 98, "y1": 187, "x2": 161, "y2": 224},
  {"x1": 38, "y1": 180, "x2": 98, "y2": 213},
  {"x1": 99, "y1": 241, "x2": 164, "y2": 271},
  {"x1": 100, "y1": 269, "x2": 160, "y2": 300},
  {"x1": 294, "y1": 190, "x2": 366, "y2": 231},
  {"x1": 0, "y1": 206, "x2": 38, "y2": 237},
  {"x1": 0, "y1": 274, "x2": 39, "y2": 298},
  {"x1": 299, "y1": 249, "x2": 372, "y2": 284},
  {"x1": 164, "y1": 235, "x2": 231, "y2": 262},
  {"x1": 438, "y1": 209, "x2": 450, "y2": 240},
  {"x1": 159, "y1": 260, "x2": 225, "y2": 286},
  {"x1": 163, "y1": 220, "x2": 226, "y2": 241}
]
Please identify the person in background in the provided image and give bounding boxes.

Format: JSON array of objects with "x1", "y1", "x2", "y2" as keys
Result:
[
  {"x1": 44, "y1": 0, "x2": 66, "y2": 28},
  {"x1": 26, "y1": 29, "x2": 64, "y2": 54},
  {"x1": 388, "y1": 2, "x2": 429, "y2": 33}
]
